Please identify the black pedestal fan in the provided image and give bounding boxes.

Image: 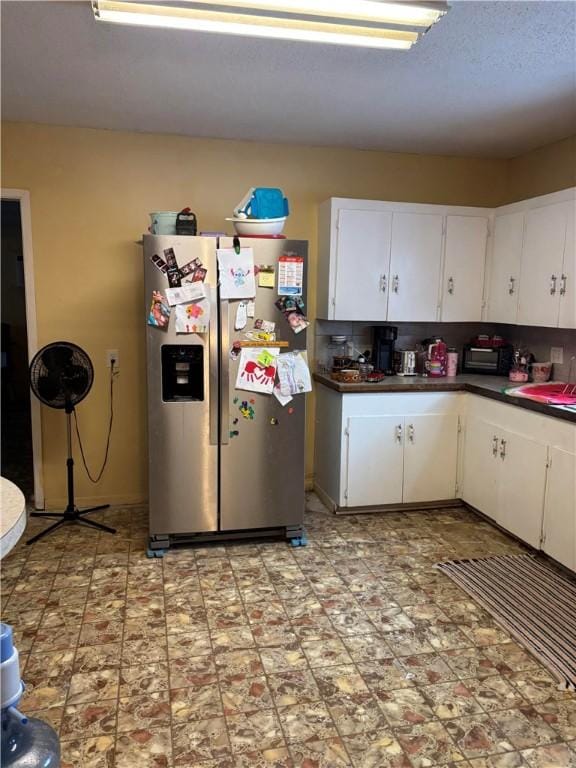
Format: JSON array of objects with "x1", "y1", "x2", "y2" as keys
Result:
[{"x1": 27, "y1": 342, "x2": 115, "y2": 545}]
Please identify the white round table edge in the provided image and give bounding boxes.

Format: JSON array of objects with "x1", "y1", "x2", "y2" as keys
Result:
[{"x1": 1, "y1": 477, "x2": 27, "y2": 559}]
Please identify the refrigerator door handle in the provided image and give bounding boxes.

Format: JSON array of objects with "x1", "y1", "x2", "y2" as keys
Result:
[
  {"x1": 208, "y1": 283, "x2": 219, "y2": 445},
  {"x1": 221, "y1": 299, "x2": 230, "y2": 445}
]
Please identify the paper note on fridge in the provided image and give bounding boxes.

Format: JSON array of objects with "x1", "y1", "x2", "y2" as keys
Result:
[
  {"x1": 278, "y1": 254, "x2": 304, "y2": 296},
  {"x1": 217, "y1": 248, "x2": 256, "y2": 299},
  {"x1": 174, "y1": 299, "x2": 210, "y2": 333},
  {"x1": 276, "y1": 351, "x2": 312, "y2": 396},
  {"x1": 165, "y1": 282, "x2": 207, "y2": 306},
  {"x1": 273, "y1": 386, "x2": 293, "y2": 407},
  {"x1": 235, "y1": 347, "x2": 279, "y2": 395},
  {"x1": 258, "y1": 265, "x2": 275, "y2": 289}
]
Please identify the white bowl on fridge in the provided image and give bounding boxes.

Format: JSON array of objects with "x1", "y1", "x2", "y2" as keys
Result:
[{"x1": 226, "y1": 217, "x2": 286, "y2": 235}]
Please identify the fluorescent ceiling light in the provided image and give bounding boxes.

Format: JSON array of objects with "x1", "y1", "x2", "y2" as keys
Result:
[
  {"x1": 93, "y1": 0, "x2": 448, "y2": 49},
  {"x1": 160, "y1": 0, "x2": 447, "y2": 27}
]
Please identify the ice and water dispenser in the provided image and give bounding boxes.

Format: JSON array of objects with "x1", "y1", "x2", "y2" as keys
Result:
[{"x1": 161, "y1": 345, "x2": 204, "y2": 401}]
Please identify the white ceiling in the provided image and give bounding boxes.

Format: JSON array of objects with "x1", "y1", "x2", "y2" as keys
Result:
[{"x1": 2, "y1": 1, "x2": 575, "y2": 158}]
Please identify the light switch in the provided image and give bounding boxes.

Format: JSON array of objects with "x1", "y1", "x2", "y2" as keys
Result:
[{"x1": 550, "y1": 347, "x2": 564, "y2": 365}]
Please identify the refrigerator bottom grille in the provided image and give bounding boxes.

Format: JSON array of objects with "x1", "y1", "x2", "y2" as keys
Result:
[{"x1": 148, "y1": 524, "x2": 304, "y2": 551}]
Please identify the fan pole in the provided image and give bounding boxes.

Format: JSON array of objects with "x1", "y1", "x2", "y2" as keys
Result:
[
  {"x1": 26, "y1": 401, "x2": 115, "y2": 545},
  {"x1": 65, "y1": 402, "x2": 75, "y2": 515}
]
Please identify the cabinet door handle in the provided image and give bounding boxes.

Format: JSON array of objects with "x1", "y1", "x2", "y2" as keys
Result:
[
  {"x1": 508, "y1": 276, "x2": 516, "y2": 295},
  {"x1": 499, "y1": 438, "x2": 507, "y2": 459},
  {"x1": 395, "y1": 424, "x2": 403, "y2": 443},
  {"x1": 392, "y1": 275, "x2": 399, "y2": 293},
  {"x1": 492, "y1": 435, "x2": 499, "y2": 456},
  {"x1": 560, "y1": 274, "x2": 567, "y2": 296},
  {"x1": 447, "y1": 276, "x2": 454, "y2": 295},
  {"x1": 380, "y1": 274, "x2": 387, "y2": 293},
  {"x1": 550, "y1": 274, "x2": 557, "y2": 295},
  {"x1": 408, "y1": 424, "x2": 415, "y2": 442}
]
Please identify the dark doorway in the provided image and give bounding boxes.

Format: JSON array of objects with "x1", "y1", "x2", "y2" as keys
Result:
[{"x1": 1, "y1": 200, "x2": 34, "y2": 501}]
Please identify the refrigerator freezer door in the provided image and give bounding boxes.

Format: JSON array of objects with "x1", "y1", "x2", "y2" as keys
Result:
[
  {"x1": 144, "y1": 235, "x2": 219, "y2": 535},
  {"x1": 219, "y1": 238, "x2": 307, "y2": 531}
]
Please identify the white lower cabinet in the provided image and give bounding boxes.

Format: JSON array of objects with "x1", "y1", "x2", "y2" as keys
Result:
[
  {"x1": 462, "y1": 417, "x2": 500, "y2": 521},
  {"x1": 346, "y1": 416, "x2": 403, "y2": 506},
  {"x1": 345, "y1": 410, "x2": 459, "y2": 507},
  {"x1": 315, "y1": 387, "x2": 575, "y2": 572},
  {"x1": 496, "y1": 428, "x2": 548, "y2": 549},
  {"x1": 462, "y1": 420, "x2": 547, "y2": 548},
  {"x1": 403, "y1": 414, "x2": 459, "y2": 503},
  {"x1": 542, "y1": 447, "x2": 576, "y2": 570}
]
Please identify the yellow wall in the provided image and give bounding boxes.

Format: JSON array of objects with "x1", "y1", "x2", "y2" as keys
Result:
[
  {"x1": 3, "y1": 120, "x2": 571, "y2": 507},
  {"x1": 505, "y1": 135, "x2": 576, "y2": 204}
]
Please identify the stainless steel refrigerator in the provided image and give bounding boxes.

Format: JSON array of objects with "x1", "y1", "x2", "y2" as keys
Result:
[{"x1": 143, "y1": 234, "x2": 308, "y2": 552}]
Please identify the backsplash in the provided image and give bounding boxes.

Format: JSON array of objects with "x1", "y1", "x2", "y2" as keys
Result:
[
  {"x1": 315, "y1": 320, "x2": 576, "y2": 381},
  {"x1": 498, "y1": 325, "x2": 576, "y2": 381}
]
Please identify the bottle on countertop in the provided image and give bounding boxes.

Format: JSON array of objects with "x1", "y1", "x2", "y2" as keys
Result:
[
  {"x1": 447, "y1": 348, "x2": 458, "y2": 377},
  {"x1": 424, "y1": 337, "x2": 448, "y2": 377}
]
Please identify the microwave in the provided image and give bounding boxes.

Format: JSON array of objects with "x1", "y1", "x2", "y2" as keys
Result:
[{"x1": 462, "y1": 343, "x2": 514, "y2": 375}]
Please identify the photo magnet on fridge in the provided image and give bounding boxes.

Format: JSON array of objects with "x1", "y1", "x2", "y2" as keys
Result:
[
  {"x1": 179, "y1": 257, "x2": 202, "y2": 276},
  {"x1": 163, "y1": 247, "x2": 182, "y2": 287},
  {"x1": 151, "y1": 254, "x2": 168, "y2": 274},
  {"x1": 254, "y1": 319, "x2": 276, "y2": 333},
  {"x1": 148, "y1": 290, "x2": 171, "y2": 329},
  {"x1": 275, "y1": 296, "x2": 310, "y2": 335}
]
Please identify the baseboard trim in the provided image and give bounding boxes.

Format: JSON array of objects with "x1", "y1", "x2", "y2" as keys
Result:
[{"x1": 43, "y1": 494, "x2": 147, "y2": 510}]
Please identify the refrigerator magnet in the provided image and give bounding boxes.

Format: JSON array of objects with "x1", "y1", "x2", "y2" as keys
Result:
[
  {"x1": 147, "y1": 291, "x2": 170, "y2": 329},
  {"x1": 239, "y1": 401, "x2": 255, "y2": 420},
  {"x1": 163, "y1": 247, "x2": 182, "y2": 288},
  {"x1": 179, "y1": 257, "x2": 202, "y2": 276},
  {"x1": 150, "y1": 254, "x2": 168, "y2": 275},
  {"x1": 254, "y1": 319, "x2": 276, "y2": 333},
  {"x1": 235, "y1": 301, "x2": 248, "y2": 330}
]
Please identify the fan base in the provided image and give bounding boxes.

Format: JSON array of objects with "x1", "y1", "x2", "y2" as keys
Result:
[{"x1": 26, "y1": 505, "x2": 114, "y2": 545}]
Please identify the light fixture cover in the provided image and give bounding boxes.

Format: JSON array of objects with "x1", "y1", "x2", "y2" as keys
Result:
[{"x1": 93, "y1": 0, "x2": 449, "y2": 49}]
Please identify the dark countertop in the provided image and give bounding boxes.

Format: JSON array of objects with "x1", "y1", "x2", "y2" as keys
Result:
[{"x1": 313, "y1": 373, "x2": 576, "y2": 424}]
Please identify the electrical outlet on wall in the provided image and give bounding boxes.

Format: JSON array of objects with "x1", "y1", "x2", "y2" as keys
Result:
[
  {"x1": 550, "y1": 347, "x2": 563, "y2": 365},
  {"x1": 106, "y1": 349, "x2": 120, "y2": 370}
]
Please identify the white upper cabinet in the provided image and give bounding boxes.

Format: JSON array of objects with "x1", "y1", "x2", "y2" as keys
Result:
[
  {"x1": 318, "y1": 190, "x2": 574, "y2": 327},
  {"x1": 486, "y1": 211, "x2": 524, "y2": 324},
  {"x1": 333, "y1": 209, "x2": 392, "y2": 321},
  {"x1": 441, "y1": 215, "x2": 489, "y2": 322},
  {"x1": 558, "y1": 202, "x2": 575, "y2": 329},
  {"x1": 517, "y1": 202, "x2": 569, "y2": 327},
  {"x1": 388, "y1": 212, "x2": 444, "y2": 322}
]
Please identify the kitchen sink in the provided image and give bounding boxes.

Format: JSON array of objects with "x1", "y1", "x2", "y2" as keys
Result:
[{"x1": 506, "y1": 382, "x2": 576, "y2": 406}]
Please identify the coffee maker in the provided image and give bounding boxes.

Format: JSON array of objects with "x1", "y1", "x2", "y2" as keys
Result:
[{"x1": 372, "y1": 326, "x2": 398, "y2": 375}]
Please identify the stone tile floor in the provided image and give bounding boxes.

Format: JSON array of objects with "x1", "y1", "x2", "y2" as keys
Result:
[{"x1": 1, "y1": 494, "x2": 575, "y2": 767}]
